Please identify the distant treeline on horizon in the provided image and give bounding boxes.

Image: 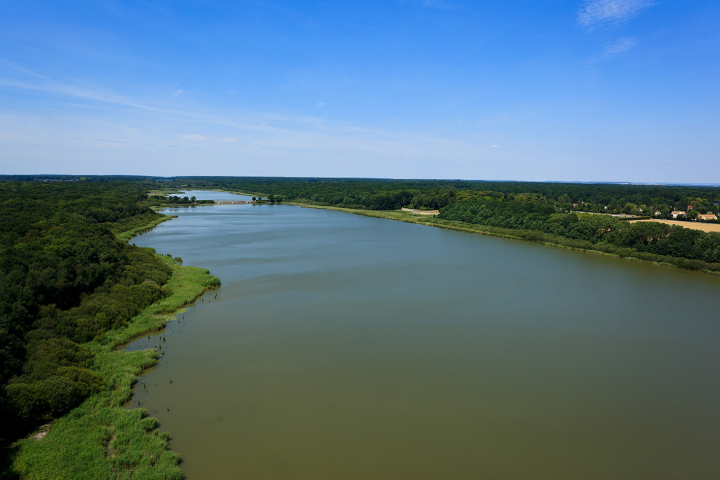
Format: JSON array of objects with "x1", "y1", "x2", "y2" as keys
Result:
[{"x1": 2, "y1": 174, "x2": 720, "y2": 188}]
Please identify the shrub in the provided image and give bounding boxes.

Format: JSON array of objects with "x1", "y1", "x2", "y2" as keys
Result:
[
  {"x1": 6, "y1": 382, "x2": 45, "y2": 420},
  {"x1": 42, "y1": 376, "x2": 79, "y2": 415},
  {"x1": 27, "y1": 338, "x2": 93, "y2": 369},
  {"x1": 56, "y1": 367, "x2": 104, "y2": 397}
]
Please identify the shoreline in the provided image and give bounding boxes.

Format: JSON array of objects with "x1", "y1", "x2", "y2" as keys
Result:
[
  {"x1": 294, "y1": 203, "x2": 720, "y2": 277},
  {"x1": 11, "y1": 212, "x2": 220, "y2": 480},
  {"x1": 116, "y1": 213, "x2": 176, "y2": 242}
]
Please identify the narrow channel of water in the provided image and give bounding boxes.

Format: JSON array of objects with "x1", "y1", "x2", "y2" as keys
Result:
[{"x1": 128, "y1": 190, "x2": 720, "y2": 479}]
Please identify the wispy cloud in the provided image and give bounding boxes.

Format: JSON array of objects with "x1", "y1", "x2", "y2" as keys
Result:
[
  {"x1": 578, "y1": 0, "x2": 654, "y2": 28},
  {"x1": 0, "y1": 65, "x2": 512, "y2": 179},
  {"x1": 491, "y1": 144, "x2": 500, "y2": 148},
  {"x1": 604, "y1": 37, "x2": 636, "y2": 56},
  {"x1": 0, "y1": 70, "x2": 329, "y2": 136},
  {"x1": 0, "y1": 78, "x2": 190, "y2": 117},
  {"x1": 173, "y1": 89, "x2": 187, "y2": 96},
  {"x1": 584, "y1": 36, "x2": 637, "y2": 63}
]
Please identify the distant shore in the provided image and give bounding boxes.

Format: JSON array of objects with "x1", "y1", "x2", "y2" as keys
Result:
[{"x1": 294, "y1": 204, "x2": 720, "y2": 276}]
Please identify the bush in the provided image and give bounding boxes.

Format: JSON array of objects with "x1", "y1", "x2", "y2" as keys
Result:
[
  {"x1": 42, "y1": 376, "x2": 79, "y2": 415},
  {"x1": 27, "y1": 338, "x2": 93, "y2": 369},
  {"x1": 6, "y1": 382, "x2": 45, "y2": 420},
  {"x1": 56, "y1": 367, "x2": 104, "y2": 397},
  {"x1": 6, "y1": 368, "x2": 101, "y2": 423}
]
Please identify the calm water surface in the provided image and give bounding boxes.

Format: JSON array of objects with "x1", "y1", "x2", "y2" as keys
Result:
[{"x1": 129, "y1": 190, "x2": 720, "y2": 479}]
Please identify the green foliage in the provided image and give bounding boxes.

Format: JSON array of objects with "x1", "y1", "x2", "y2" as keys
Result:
[
  {"x1": 439, "y1": 198, "x2": 720, "y2": 264},
  {"x1": 0, "y1": 178, "x2": 221, "y2": 479},
  {"x1": 41, "y1": 376, "x2": 79, "y2": 415},
  {"x1": 0, "y1": 181, "x2": 171, "y2": 437},
  {"x1": 5, "y1": 382, "x2": 44, "y2": 420},
  {"x1": 55, "y1": 367, "x2": 104, "y2": 397},
  {"x1": 5, "y1": 367, "x2": 102, "y2": 423},
  {"x1": 8, "y1": 255, "x2": 218, "y2": 480},
  {"x1": 145, "y1": 195, "x2": 213, "y2": 209},
  {"x1": 57, "y1": 281, "x2": 170, "y2": 343}
]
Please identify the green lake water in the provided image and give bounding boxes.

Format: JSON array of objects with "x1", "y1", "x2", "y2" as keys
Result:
[{"x1": 128, "y1": 190, "x2": 720, "y2": 479}]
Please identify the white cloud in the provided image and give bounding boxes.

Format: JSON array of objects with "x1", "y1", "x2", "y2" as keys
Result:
[
  {"x1": 604, "y1": 37, "x2": 636, "y2": 56},
  {"x1": 316, "y1": 102, "x2": 326, "y2": 107},
  {"x1": 173, "y1": 89, "x2": 187, "y2": 96},
  {"x1": 179, "y1": 134, "x2": 207, "y2": 140},
  {"x1": 578, "y1": 0, "x2": 654, "y2": 28},
  {"x1": 491, "y1": 144, "x2": 500, "y2": 148}
]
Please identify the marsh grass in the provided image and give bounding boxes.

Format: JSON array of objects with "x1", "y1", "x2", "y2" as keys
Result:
[
  {"x1": 9, "y1": 220, "x2": 220, "y2": 480},
  {"x1": 115, "y1": 215, "x2": 176, "y2": 242}
]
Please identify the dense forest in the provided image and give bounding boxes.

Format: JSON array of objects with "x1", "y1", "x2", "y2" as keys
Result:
[{"x1": 0, "y1": 181, "x2": 173, "y2": 441}]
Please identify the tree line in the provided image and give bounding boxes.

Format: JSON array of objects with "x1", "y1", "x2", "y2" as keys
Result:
[{"x1": 438, "y1": 195, "x2": 720, "y2": 266}]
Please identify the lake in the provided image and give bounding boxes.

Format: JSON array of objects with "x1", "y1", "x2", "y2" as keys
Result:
[{"x1": 128, "y1": 190, "x2": 720, "y2": 479}]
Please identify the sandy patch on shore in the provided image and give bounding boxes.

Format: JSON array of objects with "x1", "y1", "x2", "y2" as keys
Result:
[
  {"x1": 629, "y1": 219, "x2": 720, "y2": 233},
  {"x1": 401, "y1": 207, "x2": 439, "y2": 215}
]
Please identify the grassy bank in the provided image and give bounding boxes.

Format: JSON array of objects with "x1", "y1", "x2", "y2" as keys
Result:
[
  {"x1": 7, "y1": 220, "x2": 220, "y2": 480},
  {"x1": 298, "y1": 204, "x2": 720, "y2": 275},
  {"x1": 115, "y1": 214, "x2": 176, "y2": 242}
]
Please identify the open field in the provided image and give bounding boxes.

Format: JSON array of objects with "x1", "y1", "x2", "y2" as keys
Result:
[{"x1": 628, "y1": 219, "x2": 720, "y2": 233}]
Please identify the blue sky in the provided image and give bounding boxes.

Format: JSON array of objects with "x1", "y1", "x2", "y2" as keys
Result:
[{"x1": 0, "y1": 0, "x2": 718, "y2": 182}]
